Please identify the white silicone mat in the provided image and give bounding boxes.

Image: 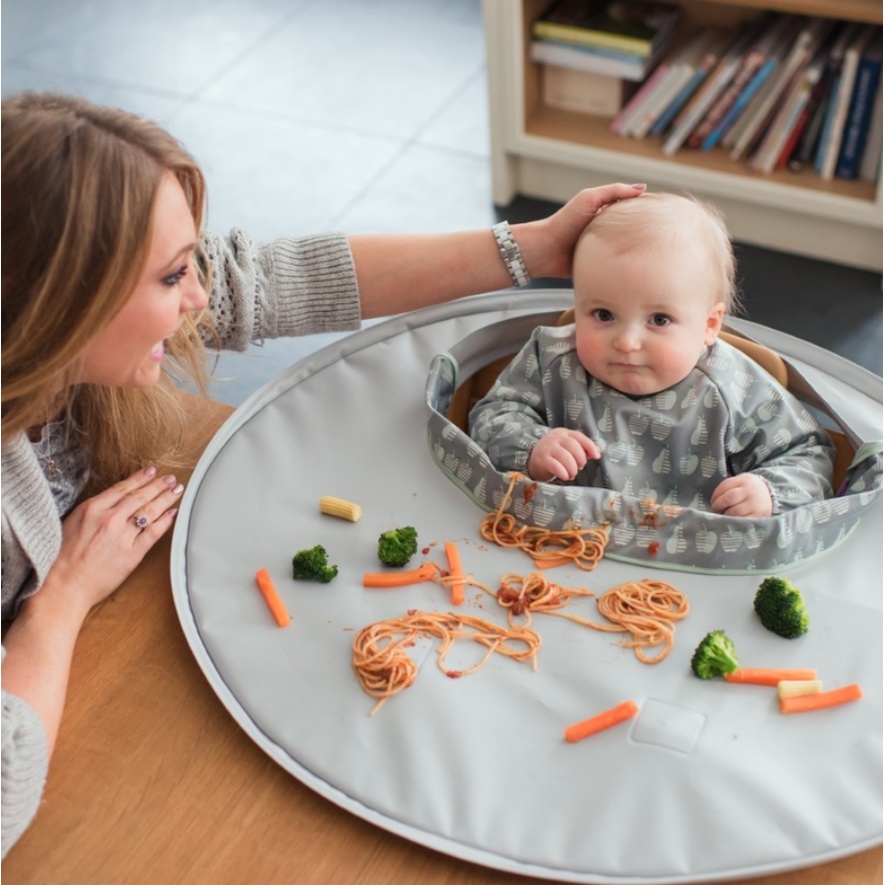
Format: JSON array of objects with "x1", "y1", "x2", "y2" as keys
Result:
[{"x1": 171, "y1": 290, "x2": 883, "y2": 883}]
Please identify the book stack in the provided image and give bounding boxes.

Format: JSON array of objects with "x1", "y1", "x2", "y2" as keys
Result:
[
  {"x1": 536, "y1": 4, "x2": 882, "y2": 181},
  {"x1": 531, "y1": 0, "x2": 683, "y2": 117}
]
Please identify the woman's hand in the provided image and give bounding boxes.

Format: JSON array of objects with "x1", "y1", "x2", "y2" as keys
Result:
[
  {"x1": 1, "y1": 466, "x2": 185, "y2": 759},
  {"x1": 48, "y1": 465, "x2": 185, "y2": 615},
  {"x1": 515, "y1": 182, "x2": 647, "y2": 280},
  {"x1": 528, "y1": 428, "x2": 601, "y2": 483}
]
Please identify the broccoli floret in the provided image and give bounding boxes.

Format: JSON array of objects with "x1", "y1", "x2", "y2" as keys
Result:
[
  {"x1": 753, "y1": 576, "x2": 809, "y2": 639},
  {"x1": 377, "y1": 527, "x2": 418, "y2": 568},
  {"x1": 292, "y1": 545, "x2": 338, "y2": 583},
  {"x1": 690, "y1": 629, "x2": 740, "y2": 679}
]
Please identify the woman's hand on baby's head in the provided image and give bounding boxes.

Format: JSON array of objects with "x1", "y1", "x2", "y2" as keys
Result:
[
  {"x1": 710, "y1": 474, "x2": 773, "y2": 518},
  {"x1": 519, "y1": 183, "x2": 646, "y2": 279},
  {"x1": 528, "y1": 428, "x2": 600, "y2": 482}
]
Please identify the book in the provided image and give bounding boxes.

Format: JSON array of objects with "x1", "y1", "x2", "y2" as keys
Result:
[
  {"x1": 786, "y1": 50, "x2": 841, "y2": 172},
  {"x1": 775, "y1": 102, "x2": 813, "y2": 169},
  {"x1": 530, "y1": 38, "x2": 659, "y2": 82},
  {"x1": 700, "y1": 37, "x2": 788, "y2": 150},
  {"x1": 684, "y1": 12, "x2": 773, "y2": 148},
  {"x1": 836, "y1": 30, "x2": 883, "y2": 180},
  {"x1": 719, "y1": 21, "x2": 802, "y2": 152},
  {"x1": 859, "y1": 74, "x2": 883, "y2": 182},
  {"x1": 728, "y1": 16, "x2": 836, "y2": 162},
  {"x1": 748, "y1": 39, "x2": 832, "y2": 174},
  {"x1": 694, "y1": 13, "x2": 797, "y2": 151},
  {"x1": 609, "y1": 33, "x2": 705, "y2": 136},
  {"x1": 542, "y1": 64, "x2": 635, "y2": 117},
  {"x1": 661, "y1": 26, "x2": 757, "y2": 156},
  {"x1": 811, "y1": 23, "x2": 864, "y2": 175},
  {"x1": 627, "y1": 29, "x2": 724, "y2": 138},
  {"x1": 816, "y1": 24, "x2": 874, "y2": 180},
  {"x1": 649, "y1": 29, "x2": 730, "y2": 136},
  {"x1": 532, "y1": 0, "x2": 683, "y2": 59},
  {"x1": 609, "y1": 56, "x2": 674, "y2": 134}
]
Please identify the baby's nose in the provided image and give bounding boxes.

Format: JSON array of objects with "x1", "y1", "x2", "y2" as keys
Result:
[{"x1": 614, "y1": 329, "x2": 641, "y2": 351}]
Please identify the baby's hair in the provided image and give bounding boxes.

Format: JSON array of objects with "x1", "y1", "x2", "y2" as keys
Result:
[{"x1": 579, "y1": 192, "x2": 739, "y2": 313}]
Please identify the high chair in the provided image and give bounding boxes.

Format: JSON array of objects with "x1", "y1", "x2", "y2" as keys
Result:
[{"x1": 446, "y1": 307, "x2": 854, "y2": 492}]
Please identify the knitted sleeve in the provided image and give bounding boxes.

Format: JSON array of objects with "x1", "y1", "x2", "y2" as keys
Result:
[
  {"x1": 1, "y1": 672, "x2": 49, "y2": 859},
  {"x1": 198, "y1": 229, "x2": 362, "y2": 351}
]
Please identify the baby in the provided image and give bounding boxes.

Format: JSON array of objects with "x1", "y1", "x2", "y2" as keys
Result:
[{"x1": 469, "y1": 192, "x2": 834, "y2": 518}]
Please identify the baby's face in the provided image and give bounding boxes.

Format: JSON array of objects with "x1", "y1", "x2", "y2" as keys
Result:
[{"x1": 573, "y1": 236, "x2": 724, "y2": 397}]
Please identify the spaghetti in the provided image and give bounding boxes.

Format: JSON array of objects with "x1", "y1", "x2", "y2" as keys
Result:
[
  {"x1": 494, "y1": 572, "x2": 595, "y2": 626},
  {"x1": 582, "y1": 578, "x2": 689, "y2": 664},
  {"x1": 352, "y1": 610, "x2": 541, "y2": 715},
  {"x1": 479, "y1": 472, "x2": 608, "y2": 570},
  {"x1": 484, "y1": 572, "x2": 688, "y2": 664}
]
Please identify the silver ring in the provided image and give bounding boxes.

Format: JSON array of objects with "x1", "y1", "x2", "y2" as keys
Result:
[{"x1": 133, "y1": 514, "x2": 149, "y2": 529}]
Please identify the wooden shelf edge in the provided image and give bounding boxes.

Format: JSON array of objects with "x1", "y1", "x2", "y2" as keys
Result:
[{"x1": 521, "y1": 106, "x2": 881, "y2": 213}]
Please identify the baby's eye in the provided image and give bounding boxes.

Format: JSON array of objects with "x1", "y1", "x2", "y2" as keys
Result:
[
  {"x1": 591, "y1": 308, "x2": 614, "y2": 322},
  {"x1": 649, "y1": 314, "x2": 671, "y2": 327}
]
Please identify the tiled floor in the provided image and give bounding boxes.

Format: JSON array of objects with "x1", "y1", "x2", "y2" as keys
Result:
[{"x1": 3, "y1": 0, "x2": 882, "y2": 406}]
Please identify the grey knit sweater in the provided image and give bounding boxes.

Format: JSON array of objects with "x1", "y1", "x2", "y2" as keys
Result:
[{"x1": 1, "y1": 229, "x2": 361, "y2": 858}]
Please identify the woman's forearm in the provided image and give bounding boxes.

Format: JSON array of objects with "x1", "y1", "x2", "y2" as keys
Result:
[
  {"x1": 349, "y1": 183, "x2": 647, "y2": 319},
  {"x1": 1, "y1": 582, "x2": 90, "y2": 756},
  {"x1": 348, "y1": 229, "x2": 514, "y2": 319}
]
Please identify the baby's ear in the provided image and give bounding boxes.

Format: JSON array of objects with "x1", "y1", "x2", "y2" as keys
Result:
[{"x1": 705, "y1": 302, "x2": 725, "y2": 345}]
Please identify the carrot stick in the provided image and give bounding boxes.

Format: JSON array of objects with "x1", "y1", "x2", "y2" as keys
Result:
[
  {"x1": 363, "y1": 562, "x2": 438, "y2": 588},
  {"x1": 724, "y1": 667, "x2": 817, "y2": 686},
  {"x1": 564, "y1": 700, "x2": 639, "y2": 743},
  {"x1": 255, "y1": 569, "x2": 291, "y2": 627},
  {"x1": 444, "y1": 542, "x2": 465, "y2": 605},
  {"x1": 780, "y1": 683, "x2": 863, "y2": 715}
]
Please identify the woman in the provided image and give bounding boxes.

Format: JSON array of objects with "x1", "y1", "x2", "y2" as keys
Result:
[{"x1": 0, "y1": 90, "x2": 645, "y2": 856}]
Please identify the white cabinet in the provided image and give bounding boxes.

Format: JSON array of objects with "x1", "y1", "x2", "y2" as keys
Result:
[{"x1": 483, "y1": 0, "x2": 883, "y2": 270}]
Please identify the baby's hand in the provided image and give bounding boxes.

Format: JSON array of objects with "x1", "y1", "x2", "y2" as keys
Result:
[
  {"x1": 710, "y1": 474, "x2": 773, "y2": 518},
  {"x1": 528, "y1": 428, "x2": 600, "y2": 482}
]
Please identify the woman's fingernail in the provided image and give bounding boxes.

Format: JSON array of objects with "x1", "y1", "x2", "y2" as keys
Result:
[
  {"x1": 631, "y1": 183, "x2": 647, "y2": 190},
  {"x1": 172, "y1": 484, "x2": 185, "y2": 495},
  {"x1": 169, "y1": 508, "x2": 179, "y2": 520},
  {"x1": 143, "y1": 465, "x2": 157, "y2": 478},
  {"x1": 163, "y1": 474, "x2": 177, "y2": 485}
]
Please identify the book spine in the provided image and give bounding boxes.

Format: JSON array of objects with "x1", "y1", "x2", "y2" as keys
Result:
[
  {"x1": 632, "y1": 66, "x2": 694, "y2": 138},
  {"x1": 533, "y1": 22, "x2": 654, "y2": 58},
  {"x1": 610, "y1": 63, "x2": 671, "y2": 135},
  {"x1": 818, "y1": 34, "x2": 866, "y2": 179},
  {"x1": 777, "y1": 102, "x2": 812, "y2": 168},
  {"x1": 650, "y1": 57, "x2": 713, "y2": 136},
  {"x1": 835, "y1": 53, "x2": 883, "y2": 179},
  {"x1": 688, "y1": 48, "x2": 765, "y2": 149},
  {"x1": 701, "y1": 56, "x2": 775, "y2": 150},
  {"x1": 529, "y1": 40, "x2": 647, "y2": 81},
  {"x1": 752, "y1": 75, "x2": 811, "y2": 173},
  {"x1": 662, "y1": 42, "x2": 743, "y2": 156},
  {"x1": 729, "y1": 21, "x2": 822, "y2": 161},
  {"x1": 814, "y1": 70, "x2": 843, "y2": 172},
  {"x1": 859, "y1": 76, "x2": 883, "y2": 181},
  {"x1": 787, "y1": 70, "x2": 832, "y2": 171}
]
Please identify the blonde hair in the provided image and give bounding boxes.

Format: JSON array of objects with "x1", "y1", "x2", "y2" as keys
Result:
[
  {"x1": 2, "y1": 91, "x2": 215, "y2": 488},
  {"x1": 578, "y1": 191, "x2": 738, "y2": 312}
]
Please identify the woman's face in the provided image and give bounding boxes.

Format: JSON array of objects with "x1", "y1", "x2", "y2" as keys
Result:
[{"x1": 76, "y1": 173, "x2": 208, "y2": 389}]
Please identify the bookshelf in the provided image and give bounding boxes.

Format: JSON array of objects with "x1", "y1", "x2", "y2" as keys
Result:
[{"x1": 482, "y1": 0, "x2": 883, "y2": 270}]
